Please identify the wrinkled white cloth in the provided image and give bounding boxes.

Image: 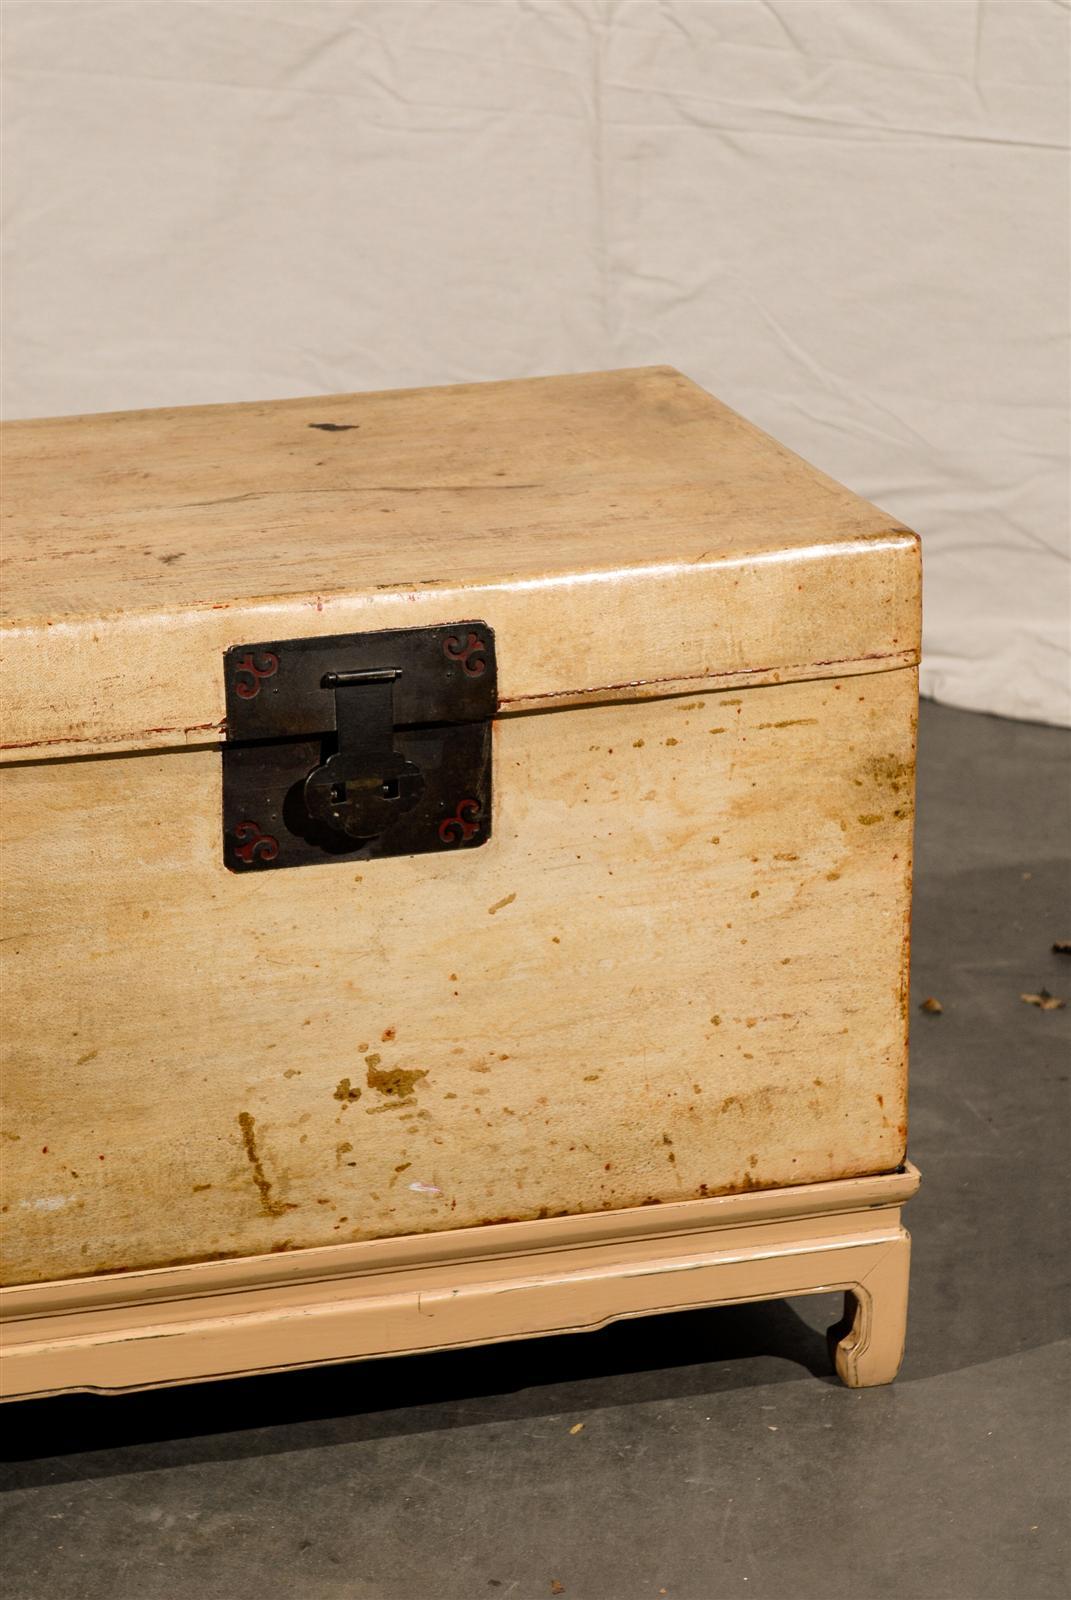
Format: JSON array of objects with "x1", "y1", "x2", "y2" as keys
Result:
[{"x1": 3, "y1": 0, "x2": 1067, "y2": 724}]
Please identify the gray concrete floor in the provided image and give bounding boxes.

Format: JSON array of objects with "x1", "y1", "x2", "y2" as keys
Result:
[{"x1": 2, "y1": 700, "x2": 1069, "y2": 1600}]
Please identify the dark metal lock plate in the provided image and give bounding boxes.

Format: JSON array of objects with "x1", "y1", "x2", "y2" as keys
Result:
[{"x1": 222, "y1": 623, "x2": 495, "y2": 872}]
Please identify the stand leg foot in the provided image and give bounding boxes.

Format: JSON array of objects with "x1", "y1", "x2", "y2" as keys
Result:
[{"x1": 828, "y1": 1233, "x2": 911, "y2": 1388}]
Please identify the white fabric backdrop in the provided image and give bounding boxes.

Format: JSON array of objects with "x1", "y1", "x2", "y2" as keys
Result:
[{"x1": 3, "y1": 0, "x2": 1068, "y2": 724}]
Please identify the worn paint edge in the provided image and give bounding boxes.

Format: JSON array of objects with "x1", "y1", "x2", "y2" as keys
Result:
[
  {"x1": 0, "y1": 650, "x2": 919, "y2": 766},
  {"x1": 496, "y1": 649, "x2": 920, "y2": 713},
  {"x1": 0, "y1": 1164, "x2": 921, "y2": 1322}
]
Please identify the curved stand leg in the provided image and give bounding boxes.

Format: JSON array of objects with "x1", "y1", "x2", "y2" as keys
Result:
[
  {"x1": 0, "y1": 1167, "x2": 921, "y2": 1399},
  {"x1": 828, "y1": 1232, "x2": 911, "y2": 1388}
]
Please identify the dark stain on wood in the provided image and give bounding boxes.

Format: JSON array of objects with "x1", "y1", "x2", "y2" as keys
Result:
[
  {"x1": 237, "y1": 1111, "x2": 295, "y2": 1218},
  {"x1": 366, "y1": 1053, "x2": 428, "y2": 1098}
]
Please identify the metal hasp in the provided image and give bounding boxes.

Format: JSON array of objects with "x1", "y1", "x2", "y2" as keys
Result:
[{"x1": 222, "y1": 623, "x2": 496, "y2": 872}]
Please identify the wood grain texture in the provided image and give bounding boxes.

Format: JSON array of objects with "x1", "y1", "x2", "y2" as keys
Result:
[
  {"x1": 1, "y1": 668, "x2": 916, "y2": 1287},
  {"x1": 0, "y1": 1165, "x2": 919, "y2": 1398},
  {"x1": 0, "y1": 366, "x2": 919, "y2": 756}
]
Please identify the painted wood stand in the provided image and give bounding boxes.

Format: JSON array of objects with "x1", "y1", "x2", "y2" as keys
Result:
[{"x1": 0, "y1": 1163, "x2": 918, "y2": 1401}]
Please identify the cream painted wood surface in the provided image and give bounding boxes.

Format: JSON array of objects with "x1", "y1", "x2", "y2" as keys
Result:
[
  {"x1": 0, "y1": 1165, "x2": 919, "y2": 1399},
  {"x1": 1, "y1": 368, "x2": 920, "y2": 1385},
  {"x1": 0, "y1": 366, "x2": 919, "y2": 756},
  {"x1": 1, "y1": 667, "x2": 915, "y2": 1287}
]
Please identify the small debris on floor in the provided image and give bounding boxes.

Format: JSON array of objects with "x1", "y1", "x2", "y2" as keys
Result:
[
  {"x1": 550, "y1": 1582, "x2": 566, "y2": 1596},
  {"x1": 1052, "y1": 940, "x2": 1071, "y2": 955},
  {"x1": 568, "y1": 1422, "x2": 585, "y2": 1435},
  {"x1": 919, "y1": 996, "x2": 943, "y2": 1014},
  {"x1": 1020, "y1": 988, "x2": 1066, "y2": 1011}
]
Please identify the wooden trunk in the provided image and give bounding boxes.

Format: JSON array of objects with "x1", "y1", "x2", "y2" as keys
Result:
[{"x1": 0, "y1": 367, "x2": 920, "y2": 1395}]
